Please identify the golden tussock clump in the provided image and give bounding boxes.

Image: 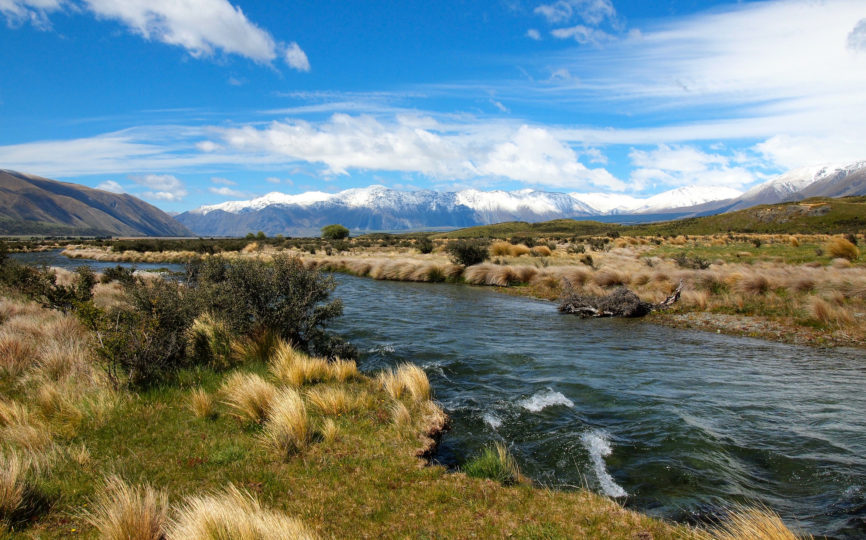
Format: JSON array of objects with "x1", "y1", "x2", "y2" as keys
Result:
[
  {"x1": 693, "y1": 506, "x2": 807, "y2": 540},
  {"x1": 83, "y1": 476, "x2": 169, "y2": 540},
  {"x1": 530, "y1": 245, "x2": 552, "y2": 257},
  {"x1": 189, "y1": 389, "x2": 216, "y2": 420},
  {"x1": 319, "y1": 418, "x2": 339, "y2": 444},
  {"x1": 378, "y1": 363, "x2": 432, "y2": 403},
  {"x1": 220, "y1": 372, "x2": 276, "y2": 424},
  {"x1": 305, "y1": 386, "x2": 356, "y2": 416},
  {"x1": 682, "y1": 290, "x2": 709, "y2": 310},
  {"x1": 831, "y1": 258, "x2": 852, "y2": 269},
  {"x1": 166, "y1": 484, "x2": 318, "y2": 540},
  {"x1": 329, "y1": 358, "x2": 359, "y2": 382},
  {"x1": 0, "y1": 451, "x2": 43, "y2": 525},
  {"x1": 261, "y1": 387, "x2": 310, "y2": 458},
  {"x1": 268, "y1": 341, "x2": 329, "y2": 387},
  {"x1": 789, "y1": 236, "x2": 800, "y2": 247},
  {"x1": 594, "y1": 269, "x2": 629, "y2": 288},
  {"x1": 390, "y1": 401, "x2": 412, "y2": 427},
  {"x1": 186, "y1": 313, "x2": 234, "y2": 371},
  {"x1": 489, "y1": 241, "x2": 512, "y2": 257},
  {"x1": 826, "y1": 237, "x2": 859, "y2": 261},
  {"x1": 737, "y1": 274, "x2": 772, "y2": 295},
  {"x1": 809, "y1": 297, "x2": 854, "y2": 327},
  {"x1": 509, "y1": 244, "x2": 531, "y2": 257}
]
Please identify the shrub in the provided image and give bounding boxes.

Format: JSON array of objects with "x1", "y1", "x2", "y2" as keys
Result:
[
  {"x1": 100, "y1": 265, "x2": 136, "y2": 285},
  {"x1": 416, "y1": 236, "x2": 434, "y2": 254},
  {"x1": 673, "y1": 253, "x2": 710, "y2": 270},
  {"x1": 321, "y1": 224, "x2": 350, "y2": 240},
  {"x1": 83, "y1": 476, "x2": 168, "y2": 540},
  {"x1": 446, "y1": 240, "x2": 488, "y2": 267},
  {"x1": 220, "y1": 373, "x2": 276, "y2": 424},
  {"x1": 189, "y1": 255, "x2": 352, "y2": 359},
  {"x1": 566, "y1": 243, "x2": 585, "y2": 254},
  {"x1": 166, "y1": 485, "x2": 318, "y2": 540},
  {"x1": 827, "y1": 237, "x2": 859, "y2": 261},
  {"x1": 262, "y1": 388, "x2": 310, "y2": 458},
  {"x1": 463, "y1": 442, "x2": 520, "y2": 485}
]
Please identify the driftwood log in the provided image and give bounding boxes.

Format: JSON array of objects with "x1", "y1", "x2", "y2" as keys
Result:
[{"x1": 558, "y1": 280, "x2": 683, "y2": 318}]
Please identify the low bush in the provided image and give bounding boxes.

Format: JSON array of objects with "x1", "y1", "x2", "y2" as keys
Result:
[
  {"x1": 446, "y1": 240, "x2": 489, "y2": 267},
  {"x1": 416, "y1": 236, "x2": 434, "y2": 254},
  {"x1": 321, "y1": 224, "x2": 350, "y2": 240}
]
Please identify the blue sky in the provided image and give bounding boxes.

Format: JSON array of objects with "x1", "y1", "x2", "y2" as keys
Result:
[{"x1": 1, "y1": 0, "x2": 865, "y2": 212}]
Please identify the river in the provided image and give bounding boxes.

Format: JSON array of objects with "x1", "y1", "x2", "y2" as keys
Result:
[{"x1": 12, "y1": 251, "x2": 866, "y2": 538}]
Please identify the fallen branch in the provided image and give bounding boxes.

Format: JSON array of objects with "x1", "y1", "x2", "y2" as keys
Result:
[{"x1": 558, "y1": 280, "x2": 683, "y2": 318}]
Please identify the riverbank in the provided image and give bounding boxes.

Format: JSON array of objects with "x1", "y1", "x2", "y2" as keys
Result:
[
  {"x1": 0, "y1": 294, "x2": 693, "y2": 539},
  {"x1": 63, "y1": 232, "x2": 866, "y2": 349}
]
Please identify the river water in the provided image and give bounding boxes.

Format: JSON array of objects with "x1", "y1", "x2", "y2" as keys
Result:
[{"x1": 13, "y1": 252, "x2": 866, "y2": 538}]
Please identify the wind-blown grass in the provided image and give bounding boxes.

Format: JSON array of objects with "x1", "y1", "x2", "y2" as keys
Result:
[
  {"x1": 261, "y1": 387, "x2": 310, "y2": 458},
  {"x1": 83, "y1": 476, "x2": 169, "y2": 540},
  {"x1": 463, "y1": 442, "x2": 521, "y2": 486},
  {"x1": 220, "y1": 372, "x2": 276, "y2": 424}
]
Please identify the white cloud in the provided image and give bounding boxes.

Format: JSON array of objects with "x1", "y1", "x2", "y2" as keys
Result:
[
  {"x1": 848, "y1": 18, "x2": 866, "y2": 51},
  {"x1": 0, "y1": 0, "x2": 64, "y2": 28},
  {"x1": 628, "y1": 144, "x2": 756, "y2": 190},
  {"x1": 96, "y1": 179, "x2": 124, "y2": 193},
  {"x1": 196, "y1": 140, "x2": 221, "y2": 152},
  {"x1": 479, "y1": 125, "x2": 623, "y2": 189},
  {"x1": 208, "y1": 186, "x2": 246, "y2": 197},
  {"x1": 283, "y1": 41, "x2": 310, "y2": 72},
  {"x1": 526, "y1": 28, "x2": 541, "y2": 40},
  {"x1": 132, "y1": 173, "x2": 187, "y2": 201},
  {"x1": 754, "y1": 135, "x2": 866, "y2": 170},
  {"x1": 265, "y1": 176, "x2": 282, "y2": 184},
  {"x1": 490, "y1": 99, "x2": 509, "y2": 113},
  {"x1": 551, "y1": 24, "x2": 613, "y2": 44},
  {"x1": 211, "y1": 176, "x2": 235, "y2": 185},
  {"x1": 534, "y1": 0, "x2": 615, "y2": 25}
]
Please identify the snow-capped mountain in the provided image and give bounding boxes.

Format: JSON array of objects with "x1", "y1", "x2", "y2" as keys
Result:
[{"x1": 175, "y1": 161, "x2": 866, "y2": 236}]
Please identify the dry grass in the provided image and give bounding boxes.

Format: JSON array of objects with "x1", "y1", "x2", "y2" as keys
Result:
[
  {"x1": 319, "y1": 418, "x2": 339, "y2": 444},
  {"x1": 35, "y1": 382, "x2": 85, "y2": 434},
  {"x1": 231, "y1": 328, "x2": 280, "y2": 365},
  {"x1": 190, "y1": 389, "x2": 216, "y2": 419},
  {"x1": 305, "y1": 385, "x2": 356, "y2": 416},
  {"x1": 530, "y1": 245, "x2": 552, "y2": 257},
  {"x1": 220, "y1": 372, "x2": 277, "y2": 424},
  {"x1": 186, "y1": 313, "x2": 234, "y2": 370},
  {"x1": 490, "y1": 241, "x2": 512, "y2": 257},
  {"x1": 378, "y1": 364, "x2": 431, "y2": 402},
  {"x1": 809, "y1": 297, "x2": 854, "y2": 327},
  {"x1": 261, "y1": 388, "x2": 310, "y2": 458},
  {"x1": 83, "y1": 476, "x2": 169, "y2": 540},
  {"x1": 166, "y1": 484, "x2": 318, "y2": 540},
  {"x1": 826, "y1": 237, "x2": 859, "y2": 261},
  {"x1": 390, "y1": 401, "x2": 412, "y2": 427},
  {"x1": 329, "y1": 358, "x2": 359, "y2": 382},
  {"x1": 0, "y1": 452, "x2": 33, "y2": 525},
  {"x1": 0, "y1": 330, "x2": 35, "y2": 378},
  {"x1": 694, "y1": 506, "x2": 807, "y2": 540},
  {"x1": 269, "y1": 341, "x2": 330, "y2": 387}
]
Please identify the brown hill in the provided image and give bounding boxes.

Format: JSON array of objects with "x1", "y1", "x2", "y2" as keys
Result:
[{"x1": 0, "y1": 170, "x2": 191, "y2": 237}]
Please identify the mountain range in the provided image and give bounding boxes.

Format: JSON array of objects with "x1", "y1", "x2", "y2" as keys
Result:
[
  {"x1": 175, "y1": 161, "x2": 866, "y2": 236},
  {"x1": 1, "y1": 161, "x2": 864, "y2": 238},
  {"x1": 0, "y1": 170, "x2": 191, "y2": 237}
]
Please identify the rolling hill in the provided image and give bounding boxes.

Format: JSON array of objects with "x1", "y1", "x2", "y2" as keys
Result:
[{"x1": 0, "y1": 170, "x2": 192, "y2": 237}]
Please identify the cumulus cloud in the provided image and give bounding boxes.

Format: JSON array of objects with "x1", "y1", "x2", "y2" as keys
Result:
[
  {"x1": 4, "y1": 0, "x2": 310, "y2": 70},
  {"x1": 755, "y1": 135, "x2": 866, "y2": 170},
  {"x1": 216, "y1": 114, "x2": 621, "y2": 190},
  {"x1": 526, "y1": 28, "x2": 541, "y2": 40},
  {"x1": 132, "y1": 173, "x2": 187, "y2": 201},
  {"x1": 0, "y1": 0, "x2": 64, "y2": 28},
  {"x1": 628, "y1": 144, "x2": 755, "y2": 190},
  {"x1": 535, "y1": 0, "x2": 615, "y2": 25},
  {"x1": 283, "y1": 41, "x2": 310, "y2": 71},
  {"x1": 96, "y1": 179, "x2": 124, "y2": 193}
]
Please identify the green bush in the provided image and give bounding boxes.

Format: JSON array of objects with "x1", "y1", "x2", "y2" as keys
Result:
[
  {"x1": 463, "y1": 442, "x2": 520, "y2": 485},
  {"x1": 446, "y1": 239, "x2": 488, "y2": 266},
  {"x1": 189, "y1": 255, "x2": 354, "y2": 359},
  {"x1": 417, "y1": 236, "x2": 434, "y2": 254},
  {"x1": 321, "y1": 224, "x2": 350, "y2": 240}
]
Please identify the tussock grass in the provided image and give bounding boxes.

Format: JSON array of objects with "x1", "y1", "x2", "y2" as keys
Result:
[
  {"x1": 167, "y1": 484, "x2": 318, "y2": 540},
  {"x1": 269, "y1": 341, "x2": 330, "y2": 387},
  {"x1": 305, "y1": 385, "x2": 356, "y2": 416},
  {"x1": 0, "y1": 330, "x2": 34, "y2": 377},
  {"x1": 378, "y1": 364, "x2": 431, "y2": 402},
  {"x1": 0, "y1": 451, "x2": 47, "y2": 529},
  {"x1": 190, "y1": 388, "x2": 216, "y2": 419},
  {"x1": 83, "y1": 476, "x2": 169, "y2": 540},
  {"x1": 261, "y1": 388, "x2": 310, "y2": 458},
  {"x1": 329, "y1": 358, "x2": 359, "y2": 382},
  {"x1": 694, "y1": 506, "x2": 807, "y2": 540},
  {"x1": 463, "y1": 442, "x2": 521, "y2": 486},
  {"x1": 827, "y1": 237, "x2": 859, "y2": 261},
  {"x1": 594, "y1": 269, "x2": 629, "y2": 288},
  {"x1": 319, "y1": 418, "x2": 339, "y2": 444},
  {"x1": 490, "y1": 241, "x2": 512, "y2": 257},
  {"x1": 390, "y1": 401, "x2": 412, "y2": 427},
  {"x1": 35, "y1": 381, "x2": 85, "y2": 434},
  {"x1": 809, "y1": 297, "x2": 854, "y2": 327},
  {"x1": 220, "y1": 372, "x2": 276, "y2": 424},
  {"x1": 231, "y1": 328, "x2": 280, "y2": 365},
  {"x1": 530, "y1": 245, "x2": 552, "y2": 257},
  {"x1": 187, "y1": 313, "x2": 235, "y2": 370}
]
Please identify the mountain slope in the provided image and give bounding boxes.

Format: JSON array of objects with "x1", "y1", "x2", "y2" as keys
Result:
[{"x1": 0, "y1": 170, "x2": 192, "y2": 237}]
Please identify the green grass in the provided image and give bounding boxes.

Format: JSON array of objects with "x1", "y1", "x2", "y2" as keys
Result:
[
  {"x1": 645, "y1": 241, "x2": 846, "y2": 266},
  {"x1": 13, "y1": 364, "x2": 686, "y2": 539}
]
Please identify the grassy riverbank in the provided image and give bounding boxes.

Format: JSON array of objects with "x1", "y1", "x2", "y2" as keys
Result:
[{"x1": 63, "y1": 229, "x2": 866, "y2": 348}]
